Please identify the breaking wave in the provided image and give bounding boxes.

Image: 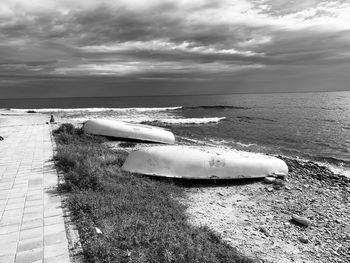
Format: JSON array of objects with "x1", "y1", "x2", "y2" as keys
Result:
[
  {"x1": 10, "y1": 106, "x2": 182, "y2": 113},
  {"x1": 71, "y1": 117, "x2": 226, "y2": 125},
  {"x1": 145, "y1": 117, "x2": 226, "y2": 124},
  {"x1": 237, "y1": 116, "x2": 275, "y2": 122},
  {"x1": 183, "y1": 105, "x2": 250, "y2": 110}
]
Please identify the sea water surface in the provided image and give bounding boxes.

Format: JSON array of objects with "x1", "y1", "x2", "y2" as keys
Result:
[{"x1": 3, "y1": 91, "x2": 350, "y2": 176}]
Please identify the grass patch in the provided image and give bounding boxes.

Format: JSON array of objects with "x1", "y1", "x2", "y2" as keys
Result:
[{"x1": 53, "y1": 123, "x2": 254, "y2": 263}]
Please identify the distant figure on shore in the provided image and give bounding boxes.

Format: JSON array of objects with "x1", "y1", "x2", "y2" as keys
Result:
[{"x1": 50, "y1": 115, "x2": 55, "y2": 123}]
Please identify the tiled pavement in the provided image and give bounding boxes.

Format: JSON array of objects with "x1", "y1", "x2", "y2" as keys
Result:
[{"x1": 0, "y1": 114, "x2": 70, "y2": 263}]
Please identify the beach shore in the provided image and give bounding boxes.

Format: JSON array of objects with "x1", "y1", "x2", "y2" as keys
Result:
[
  {"x1": 109, "y1": 140, "x2": 350, "y2": 263},
  {"x1": 1, "y1": 109, "x2": 349, "y2": 263}
]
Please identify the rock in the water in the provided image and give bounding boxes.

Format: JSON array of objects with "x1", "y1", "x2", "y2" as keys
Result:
[
  {"x1": 264, "y1": 177, "x2": 276, "y2": 184},
  {"x1": 298, "y1": 237, "x2": 309, "y2": 243},
  {"x1": 292, "y1": 214, "x2": 311, "y2": 227}
]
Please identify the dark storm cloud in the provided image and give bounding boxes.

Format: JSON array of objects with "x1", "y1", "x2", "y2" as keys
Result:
[{"x1": 1, "y1": 0, "x2": 350, "y2": 97}]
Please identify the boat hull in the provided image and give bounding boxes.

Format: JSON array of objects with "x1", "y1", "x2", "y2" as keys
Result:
[
  {"x1": 83, "y1": 119, "x2": 175, "y2": 144},
  {"x1": 122, "y1": 146, "x2": 288, "y2": 179}
]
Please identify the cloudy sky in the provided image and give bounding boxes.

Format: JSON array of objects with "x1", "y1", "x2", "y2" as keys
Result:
[{"x1": 1, "y1": 0, "x2": 350, "y2": 98}]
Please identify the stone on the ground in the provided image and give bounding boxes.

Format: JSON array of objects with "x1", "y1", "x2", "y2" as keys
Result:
[
  {"x1": 292, "y1": 214, "x2": 311, "y2": 227},
  {"x1": 274, "y1": 172, "x2": 287, "y2": 180},
  {"x1": 259, "y1": 226, "x2": 271, "y2": 237},
  {"x1": 267, "y1": 187, "x2": 274, "y2": 192},
  {"x1": 273, "y1": 179, "x2": 285, "y2": 190},
  {"x1": 95, "y1": 227, "x2": 103, "y2": 234},
  {"x1": 264, "y1": 176, "x2": 276, "y2": 184},
  {"x1": 274, "y1": 179, "x2": 285, "y2": 186},
  {"x1": 298, "y1": 237, "x2": 309, "y2": 243}
]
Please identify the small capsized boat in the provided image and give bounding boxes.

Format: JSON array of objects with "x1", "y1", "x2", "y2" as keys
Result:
[
  {"x1": 83, "y1": 119, "x2": 175, "y2": 144},
  {"x1": 122, "y1": 146, "x2": 288, "y2": 179}
]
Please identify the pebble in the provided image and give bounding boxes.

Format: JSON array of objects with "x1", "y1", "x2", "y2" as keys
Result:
[
  {"x1": 274, "y1": 179, "x2": 285, "y2": 186},
  {"x1": 273, "y1": 184, "x2": 282, "y2": 190},
  {"x1": 95, "y1": 227, "x2": 103, "y2": 234},
  {"x1": 292, "y1": 214, "x2": 311, "y2": 227},
  {"x1": 259, "y1": 226, "x2": 271, "y2": 237},
  {"x1": 267, "y1": 187, "x2": 274, "y2": 192},
  {"x1": 264, "y1": 176, "x2": 276, "y2": 184},
  {"x1": 298, "y1": 237, "x2": 309, "y2": 244}
]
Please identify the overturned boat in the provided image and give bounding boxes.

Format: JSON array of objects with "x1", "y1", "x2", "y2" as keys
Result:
[
  {"x1": 122, "y1": 146, "x2": 288, "y2": 179},
  {"x1": 83, "y1": 119, "x2": 175, "y2": 144}
]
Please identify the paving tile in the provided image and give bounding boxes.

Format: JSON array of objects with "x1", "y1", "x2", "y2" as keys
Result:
[
  {"x1": 0, "y1": 232, "x2": 19, "y2": 245},
  {"x1": 9, "y1": 192, "x2": 26, "y2": 199},
  {"x1": 44, "y1": 223, "x2": 65, "y2": 236},
  {"x1": 7, "y1": 197, "x2": 26, "y2": 205},
  {"x1": 44, "y1": 243, "x2": 68, "y2": 259},
  {"x1": 25, "y1": 200, "x2": 43, "y2": 208},
  {"x1": 22, "y1": 211, "x2": 43, "y2": 222},
  {"x1": 0, "y1": 224, "x2": 21, "y2": 234},
  {"x1": 1, "y1": 214, "x2": 23, "y2": 226},
  {"x1": 17, "y1": 237, "x2": 43, "y2": 253},
  {"x1": 44, "y1": 209, "x2": 62, "y2": 218},
  {"x1": 44, "y1": 252, "x2": 70, "y2": 263},
  {"x1": 26, "y1": 194, "x2": 43, "y2": 201},
  {"x1": 5, "y1": 202, "x2": 25, "y2": 211},
  {"x1": 20, "y1": 227, "x2": 43, "y2": 241},
  {"x1": 15, "y1": 247, "x2": 43, "y2": 263},
  {"x1": 21, "y1": 218, "x2": 44, "y2": 231},
  {"x1": 44, "y1": 231, "x2": 67, "y2": 246},
  {"x1": 0, "y1": 253, "x2": 16, "y2": 263},
  {"x1": 44, "y1": 216, "x2": 64, "y2": 226},
  {"x1": 0, "y1": 242, "x2": 18, "y2": 256}
]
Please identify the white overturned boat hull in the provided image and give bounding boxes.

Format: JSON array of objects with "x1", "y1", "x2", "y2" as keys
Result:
[
  {"x1": 122, "y1": 146, "x2": 288, "y2": 179},
  {"x1": 83, "y1": 119, "x2": 175, "y2": 144}
]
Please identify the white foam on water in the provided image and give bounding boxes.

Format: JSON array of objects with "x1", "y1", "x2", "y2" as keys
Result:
[
  {"x1": 155, "y1": 117, "x2": 226, "y2": 124},
  {"x1": 207, "y1": 138, "x2": 259, "y2": 149},
  {"x1": 317, "y1": 162, "x2": 350, "y2": 178},
  {"x1": 10, "y1": 106, "x2": 182, "y2": 113},
  {"x1": 71, "y1": 116, "x2": 226, "y2": 124}
]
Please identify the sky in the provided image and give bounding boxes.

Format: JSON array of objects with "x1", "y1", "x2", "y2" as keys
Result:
[{"x1": 1, "y1": 0, "x2": 350, "y2": 98}]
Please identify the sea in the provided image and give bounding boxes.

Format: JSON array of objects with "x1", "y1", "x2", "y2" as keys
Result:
[{"x1": 1, "y1": 91, "x2": 350, "y2": 177}]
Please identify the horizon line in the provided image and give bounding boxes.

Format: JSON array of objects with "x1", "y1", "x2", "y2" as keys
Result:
[{"x1": 0, "y1": 89, "x2": 349, "y2": 100}]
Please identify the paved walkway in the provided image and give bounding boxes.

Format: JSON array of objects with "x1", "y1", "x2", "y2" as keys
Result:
[{"x1": 0, "y1": 113, "x2": 70, "y2": 263}]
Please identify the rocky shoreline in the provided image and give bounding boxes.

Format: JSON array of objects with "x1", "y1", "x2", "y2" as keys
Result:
[{"x1": 179, "y1": 157, "x2": 350, "y2": 263}]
